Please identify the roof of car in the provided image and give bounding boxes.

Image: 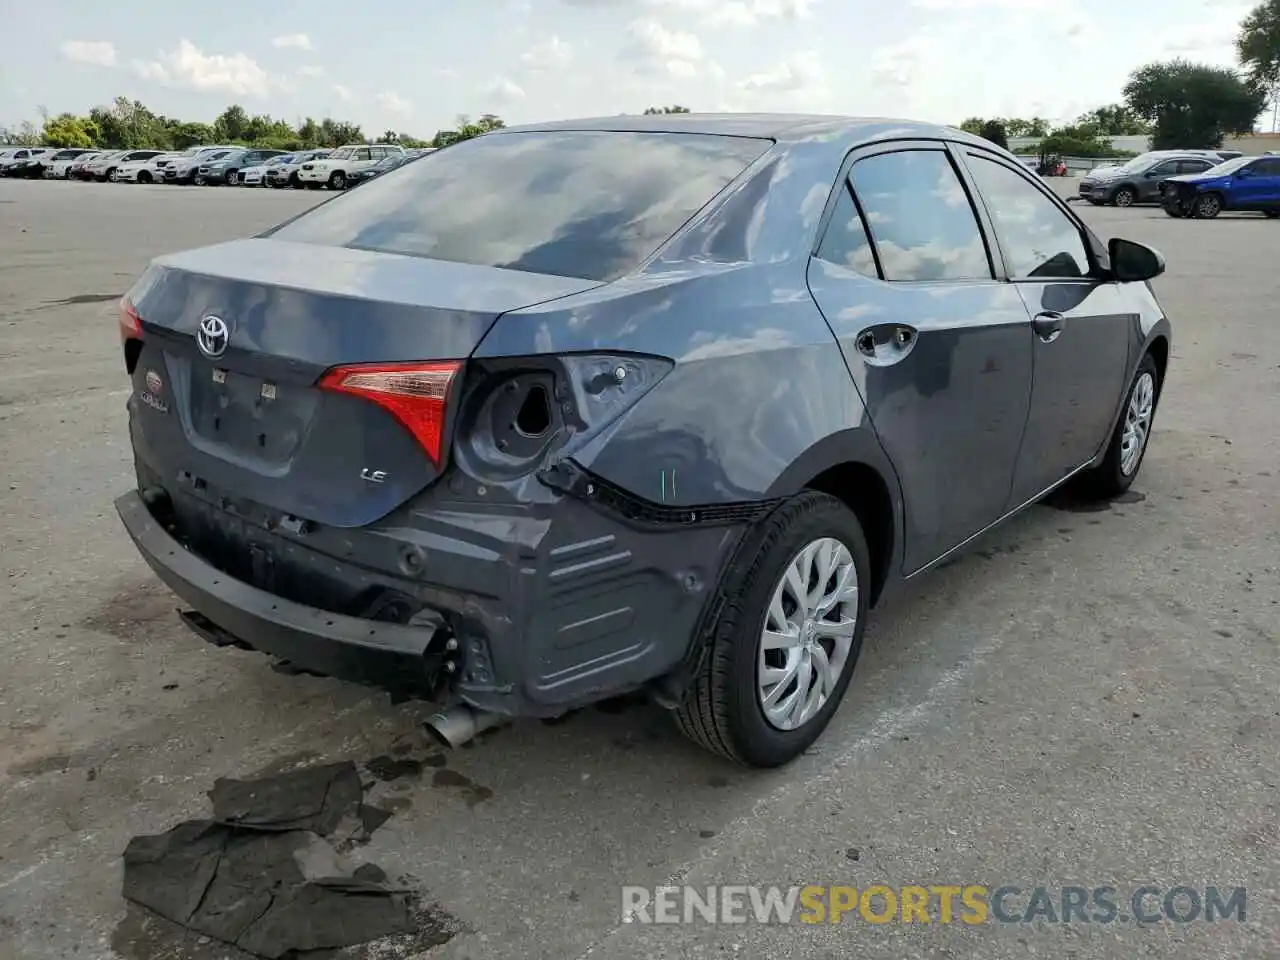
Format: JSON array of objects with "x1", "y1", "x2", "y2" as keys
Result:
[{"x1": 498, "y1": 112, "x2": 989, "y2": 147}]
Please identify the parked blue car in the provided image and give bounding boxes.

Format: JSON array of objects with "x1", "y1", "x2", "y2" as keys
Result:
[
  {"x1": 1160, "y1": 154, "x2": 1280, "y2": 218},
  {"x1": 113, "y1": 114, "x2": 1173, "y2": 767}
]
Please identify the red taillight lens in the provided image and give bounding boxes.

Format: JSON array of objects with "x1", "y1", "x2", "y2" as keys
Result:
[
  {"x1": 318, "y1": 361, "x2": 461, "y2": 464},
  {"x1": 119, "y1": 297, "x2": 143, "y2": 342}
]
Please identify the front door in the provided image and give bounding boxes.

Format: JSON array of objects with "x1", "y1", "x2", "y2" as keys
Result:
[
  {"x1": 1235, "y1": 156, "x2": 1280, "y2": 210},
  {"x1": 806, "y1": 143, "x2": 1033, "y2": 572},
  {"x1": 957, "y1": 147, "x2": 1133, "y2": 507}
]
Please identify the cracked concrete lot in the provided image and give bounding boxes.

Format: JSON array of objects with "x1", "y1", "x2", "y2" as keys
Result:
[{"x1": 1, "y1": 178, "x2": 1277, "y2": 959}]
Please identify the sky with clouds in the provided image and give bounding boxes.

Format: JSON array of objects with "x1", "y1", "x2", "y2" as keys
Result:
[{"x1": 1, "y1": 0, "x2": 1264, "y2": 137}]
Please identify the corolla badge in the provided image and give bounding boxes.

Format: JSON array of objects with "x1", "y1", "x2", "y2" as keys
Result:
[{"x1": 197, "y1": 314, "x2": 232, "y2": 359}]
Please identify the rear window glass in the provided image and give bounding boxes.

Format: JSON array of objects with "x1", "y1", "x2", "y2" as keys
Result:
[{"x1": 269, "y1": 130, "x2": 771, "y2": 281}]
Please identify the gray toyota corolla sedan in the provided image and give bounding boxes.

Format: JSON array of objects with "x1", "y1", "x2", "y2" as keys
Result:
[{"x1": 114, "y1": 114, "x2": 1171, "y2": 768}]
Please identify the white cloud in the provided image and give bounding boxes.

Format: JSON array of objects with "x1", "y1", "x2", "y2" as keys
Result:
[
  {"x1": 271, "y1": 33, "x2": 313, "y2": 50},
  {"x1": 333, "y1": 84, "x2": 354, "y2": 101},
  {"x1": 623, "y1": 18, "x2": 704, "y2": 76},
  {"x1": 520, "y1": 35, "x2": 573, "y2": 70},
  {"x1": 131, "y1": 40, "x2": 273, "y2": 96},
  {"x1": 377, "y1": 91, "x2": 412, "y2": 115},
  {"x1": 485, "y1": 77, "x2": 527, "y2": 102},
  {"x1": 296, "y1": 65, "x2": 324, "y2": 77},
  {"x1": 650, "y1": 0, "x2": 818, "y2": 24},
  {"x1": 59, "y1": 40, "x2": 117, "y2": 67},
  {"x1": 736, "y1": 50, "x2": 830, "y2": 109}
]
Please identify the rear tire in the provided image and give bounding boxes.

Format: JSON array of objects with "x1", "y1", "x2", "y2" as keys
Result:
[
  {"x1": 291, "y1": 172, "x2": 303, "y2": 189},
  {"x1": 673, "y1": 492, "x2": 870, "y2": 768},
  {"x1": 106, "y1": 168, "x2": 118, "y2": 182},
  {"x1": 1076, "y1": 353, "x2": 1160, "y2": 500},
  {"x1": 1265, "y1": 211, "x2": 1279, "y2": 219}
]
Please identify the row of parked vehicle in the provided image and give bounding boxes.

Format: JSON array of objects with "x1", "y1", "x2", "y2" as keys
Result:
[
  {"x1": 1074, "y1": 148, "x2": 1280, "y2": 218},
  {"x1": 0, "y1": 142, "x2": 433, "y2": 190}
]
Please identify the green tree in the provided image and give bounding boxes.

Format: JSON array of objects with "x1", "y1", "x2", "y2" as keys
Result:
[
  {"x1": 1123, "y1": 59, "x2": 1265, "y2": 148},
  {"x1": 979, "y1": 119, "x2": 1008, "y2": 149},
  {"x1": 40, "y1": 112, "x2": 100, "y2": 147},
  {"x1": 167, "y1": 121, "x2": 216, "y2": 149},
  {"x1": 1237, "y1": 0, "x2": 1280, "y2": 128},
  {"x1": 1077, "y1": 104, "x2": 1151, "y2": 136},
  {"x1": 643, "y1": 105, "x2": 691, "y2": 114},
  {"x1": 429, "y1": 113, "x2": 504, "y2": 148}
]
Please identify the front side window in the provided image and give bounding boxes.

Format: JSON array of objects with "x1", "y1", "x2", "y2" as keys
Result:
[
  {"x1": 270, "y1": 130, "x2": 771, "y2": 282},
  {"x1": 1147, "y1": 160, "x2": 1178, "y2": 176},
  {"x1": 964, "y1": 154, "x2": 1090, "y2": 280},
  {"x1": 848, "y1": 149, "x2": 992, "y2": 282}
]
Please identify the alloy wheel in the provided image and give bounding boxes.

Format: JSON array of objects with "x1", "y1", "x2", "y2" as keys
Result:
[
  {"x1": 1120, "y1": 372, "x2": 1155, "y2": 476},
  {"x1": 757, "y1": 537, "x2": 859, "y2": 731},
  {"x1": 1196, "y1": 195, "x2": 1221, "y2": 219},
  {"x1": 1114, "y1": 188, "x2": 1135, "y2": 207}
]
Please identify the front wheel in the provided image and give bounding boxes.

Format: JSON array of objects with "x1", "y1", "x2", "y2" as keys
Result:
[
  {"x1": 327, "y1": 171, "x2": 346, "y2": 190},
  {"x1": 1264, "y1": 211, "x2": 1279, "y2": 219},
  {"x1": 673, "y1": 492, "x2": 870, "y2": 767},
  {"x1": 1076, "y1": 353, "x2": 1160, "y2": 499},
  {"x1": 1195, "y1": 193, "x2": 1222, "y2": 219},
  {"x1": 1112, "y1": 186, "x2": 1136, "y2": 207},
  {"x1": 138, "y1": 171, "x2": 152, "y2": 184},
  {"x1": 106, "y1": 168, "x2": 118, "y2": 182},
  {"x1": 225, "y1": 170, "x2": 238, "y2": 186}
]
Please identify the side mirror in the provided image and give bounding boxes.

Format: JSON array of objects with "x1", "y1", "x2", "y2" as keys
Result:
[{"x1": 1109, "y1": 238, "x2": 1165, "y2": 282}]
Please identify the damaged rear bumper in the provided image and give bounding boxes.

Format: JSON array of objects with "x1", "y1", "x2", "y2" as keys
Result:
[
  {"x1": 115, "y1": 469, "x2": 747, "y2": 717},
  {"x1": 116, "y1": 490, "x2": 448, "y2": 697}
]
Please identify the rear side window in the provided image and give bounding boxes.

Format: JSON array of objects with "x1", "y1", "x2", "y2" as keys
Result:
[
  {"x1": 848, "y1": 149, "x2": 992, "y2": 282},
  {"x1": 270, "y1": 130, "x2": 771, "y2": 282},
  {"x1": 1176, "y1": 159, "x2": 1213, "y2": 174},
  {"x1": 964, "y1": 154, "x2": 1089, "y2": 279},
  {"x1": 815, "y1": 181, "x2": 878, "y2": 278}
]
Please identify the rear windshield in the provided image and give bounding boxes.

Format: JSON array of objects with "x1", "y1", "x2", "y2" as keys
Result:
[{"x1": 269, "y1": 130, "x2": 772, "y2": 281}]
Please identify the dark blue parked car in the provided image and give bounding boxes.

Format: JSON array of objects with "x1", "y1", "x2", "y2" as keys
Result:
[
  {"x1": 1160, "y1": 154, "x2": 1280, "y2": 218},
  {"x1": 113, "y1": 114, "x2": 1172, "y2": 767}
]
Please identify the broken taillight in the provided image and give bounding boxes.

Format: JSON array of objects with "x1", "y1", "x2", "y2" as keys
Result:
[
  {"x1": 318, "y1": 361, "x2": 462, "y2": 464},
  {"x1": 119, "y1": 297, "x2": 145, "y2": 374},
  {"x1": 119, "y1": 297, "x2": 143, "y2": 342}
]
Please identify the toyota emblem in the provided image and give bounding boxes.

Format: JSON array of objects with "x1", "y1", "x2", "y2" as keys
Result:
[{"x1": 197, "y1": 314, "x2": 231, "y2": 359}]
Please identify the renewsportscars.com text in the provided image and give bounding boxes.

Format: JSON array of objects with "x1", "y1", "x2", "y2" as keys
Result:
[{"x1": 621, "y1": 884, "x2": 1247, "y2": 925}]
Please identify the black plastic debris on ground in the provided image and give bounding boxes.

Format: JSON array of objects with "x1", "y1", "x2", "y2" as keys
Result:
[{"x1": 121, "y1": 761, "x2": 427, "y2": 959}]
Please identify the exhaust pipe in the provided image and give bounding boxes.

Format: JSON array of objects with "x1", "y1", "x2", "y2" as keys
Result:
[{"x1": 423, "y1": 704, "x2": 508, "y2": 748}]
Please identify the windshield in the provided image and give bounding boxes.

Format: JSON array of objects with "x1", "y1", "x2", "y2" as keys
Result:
[
  {"x1": 270, "y1": 130, "x2": 772, "y2": 282},
  {"x1": 1204, "y1": 156, "x2": 1253, "y2": 176}
]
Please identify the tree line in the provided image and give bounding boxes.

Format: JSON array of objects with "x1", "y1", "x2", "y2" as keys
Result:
[
  {"x1": 963, "y1": 2, "x2": 1280, "y2": 156},
  {"x1": 5, "y1": 0, "x2": 1279, "y2": 155},
  {"x1": 0, "y1": 99, "x2": 508, "y2": 151}
]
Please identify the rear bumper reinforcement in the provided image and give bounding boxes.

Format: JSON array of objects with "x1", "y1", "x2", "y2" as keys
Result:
[{"x1": 115, "y1": 490, "x2": 447, "y2": 697}]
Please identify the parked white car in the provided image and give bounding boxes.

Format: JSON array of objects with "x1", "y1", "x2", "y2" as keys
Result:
[
  {"x1": 162, "y1": 145, "x2": 240, "y2": 184},
  {"x1": 266, "y1": 149, "x2": 331, "y2": 188},
  {"x1": 85, "y1": 149, "x2": 163, "y2": 182},
  {"x1": 238, "y1": 153, "x2": 294, "y2": 186},
  {"x1": 0, "y1": 147, "x2": 51, "y2": 175},
  {"x1": 115, "y1": 152, "x2": 181, "y2": 184},
  {"x1": 296, "y1": 143, "x2": 404, "y2": 190},
  {"x1": 49, "y1": 151, "x2": 102, "y2": 178}
]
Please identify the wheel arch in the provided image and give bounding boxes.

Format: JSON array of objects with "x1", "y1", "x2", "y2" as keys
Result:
[
  {"x1": 1146, "y1": 334, "x2": 1169, "y2": 392},
  {"x1": 767, "y1": 428, "x2": 904, "y2": 608}
]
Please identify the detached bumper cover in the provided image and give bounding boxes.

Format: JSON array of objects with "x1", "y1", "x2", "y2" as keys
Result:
[{"x1": 115, "y1": 490, "x2": 445, "y2": 694}]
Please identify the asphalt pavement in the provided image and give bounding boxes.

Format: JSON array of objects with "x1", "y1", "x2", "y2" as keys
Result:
[{"x1": 1, "y1": 178, "x2": 1277, "y2": 960}]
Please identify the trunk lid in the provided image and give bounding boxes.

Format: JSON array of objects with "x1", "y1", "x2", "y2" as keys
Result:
[{"x1": 126, "y1": 238, "x2": 600, "y2": 528}]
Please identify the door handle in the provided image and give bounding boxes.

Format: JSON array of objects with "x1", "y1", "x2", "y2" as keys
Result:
[
  {"x1": 1032, "y1": 311, "x2": 1065, "y2": 343},
  {"x1": 854, "y1": 324, "x2": 918, "y2": 365}
]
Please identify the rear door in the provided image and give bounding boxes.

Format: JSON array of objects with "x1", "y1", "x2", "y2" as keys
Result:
[
  {"x1": 956, "y1": 146, "x2": 1132, "y2": 508},
  {"x1": 806, "y1": 141, "x2": 1034, "y2": 572}
]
